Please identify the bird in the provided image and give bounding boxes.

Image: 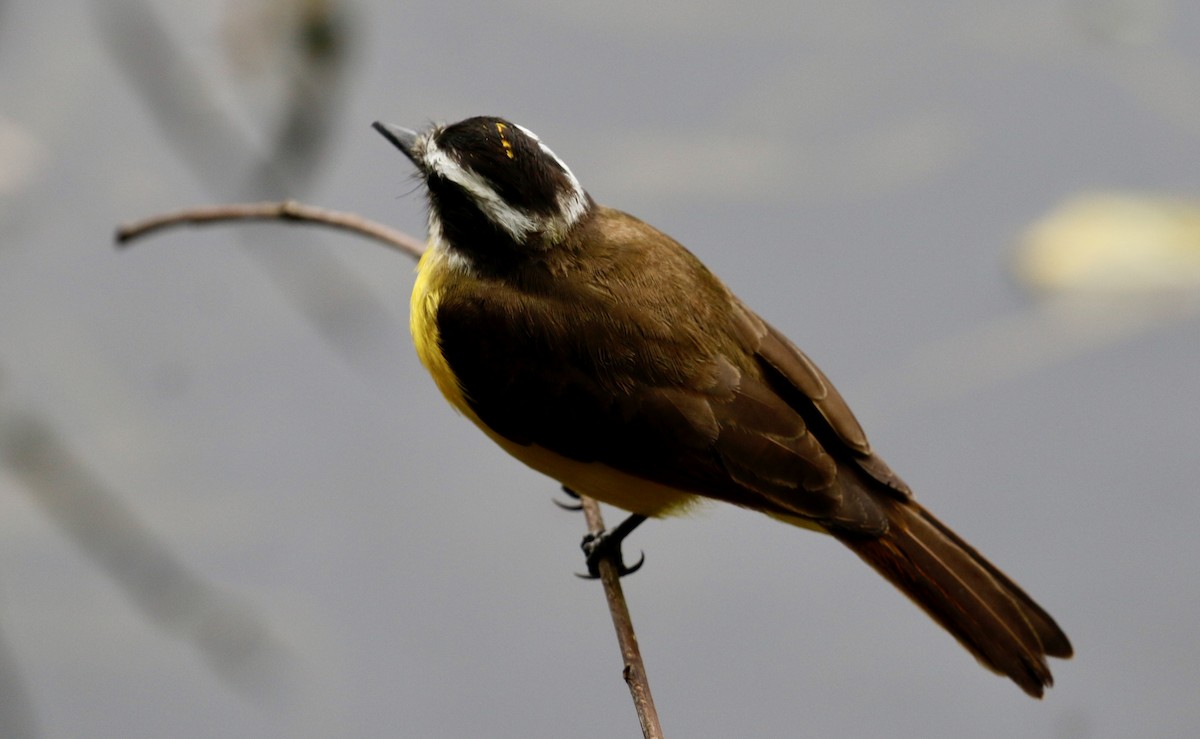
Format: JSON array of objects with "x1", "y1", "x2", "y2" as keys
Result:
[{"x1": 371, "y1": 115, "x2": 1072, "y2": 697}]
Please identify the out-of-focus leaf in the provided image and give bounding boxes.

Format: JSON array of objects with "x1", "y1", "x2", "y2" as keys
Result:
[{"x1": 1015, "y1": 192, "x2": 1200, "y2": 293}]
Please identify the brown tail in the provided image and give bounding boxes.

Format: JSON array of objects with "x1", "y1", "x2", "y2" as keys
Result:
[{"x1": 833, "y1": 499, "x2": 1073, "y2": 697}]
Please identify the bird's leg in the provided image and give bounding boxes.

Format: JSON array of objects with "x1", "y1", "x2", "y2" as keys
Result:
[{"x1": 579, "y1": 513, "x2": 647, "y2": 579}]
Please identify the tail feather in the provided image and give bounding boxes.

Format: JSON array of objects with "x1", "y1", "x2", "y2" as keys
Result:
[
  {"x1": 910, "y1": 504, "x2": 1074, "y2": 659},
  {"x1": 834, "y1": 500, "x2": 1072, "y2": 698}
]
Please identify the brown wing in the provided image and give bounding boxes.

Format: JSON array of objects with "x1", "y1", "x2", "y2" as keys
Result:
[
  {"x1": 750, "y1": 312, "x2": 912, "y2": 498},
  {"x1": 435, "y1": 285, "x2": 831, "y2": 520},
  {"x1": 434, "y1": 211, "x2": 899, "y2": 533}
]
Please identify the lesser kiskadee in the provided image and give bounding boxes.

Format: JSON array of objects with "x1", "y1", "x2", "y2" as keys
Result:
[{"x1": 372, "y1": 116, "x2": 1072, "y2": 697}]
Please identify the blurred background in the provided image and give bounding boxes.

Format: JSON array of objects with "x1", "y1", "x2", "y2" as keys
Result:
[{"x1": 2, "y1": 1, "x2": 1199, "y2": 737}]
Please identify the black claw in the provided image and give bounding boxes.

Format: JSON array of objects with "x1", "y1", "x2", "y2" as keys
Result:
[
  {"x1": 619, "y1": 550, "x2": 647, "y2": 577},
  {"x1": 554, "y1": 486, "x2": 584, "y2": 511},
  {"x1": 575, "y1": 514, "x2": 648, "y2": 579}
]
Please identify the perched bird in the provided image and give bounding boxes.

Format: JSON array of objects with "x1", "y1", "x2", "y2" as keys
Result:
[{"x1": 372, "y1": 116, "x2": 1072, "y2": 697}]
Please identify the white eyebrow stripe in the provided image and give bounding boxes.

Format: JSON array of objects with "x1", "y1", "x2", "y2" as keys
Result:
[
  {"x1": 418, "y1": 122, "x2": 592, "y2": 244},
  {"x1": 554, "y1": 184, "x2": 590, "y2": 238},
  {"x1": 513, "y1": 125, "x2": 590, "y2": 238},
  {"x1": 421, "y1": 135, "x2": 538, "y2": 240}
]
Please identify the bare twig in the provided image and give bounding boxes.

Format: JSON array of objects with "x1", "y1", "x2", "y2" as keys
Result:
[
  {"x1": 579, "y1": 498, "x2": 665, "y2": 739},
  {"x1": 116, "y1": 200, "x2": 425, "y2": 259},
  {"x1": 116, "y1": 200, "x2": 662, "y2": 733}
]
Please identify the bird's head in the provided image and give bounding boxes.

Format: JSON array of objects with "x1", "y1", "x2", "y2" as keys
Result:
[{"x1": 373, "y1": 116, "x2": 592, "y2": 271}]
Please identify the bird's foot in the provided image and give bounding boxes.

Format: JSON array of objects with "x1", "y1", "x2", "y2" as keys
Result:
[{"x1": 577, "y1": 513, "x2": 647, "y2": 579}]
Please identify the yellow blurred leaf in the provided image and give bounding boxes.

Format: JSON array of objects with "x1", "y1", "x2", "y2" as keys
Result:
[{"x1": 1016, "y1": 192, "x2": 1200, "y2": 292}]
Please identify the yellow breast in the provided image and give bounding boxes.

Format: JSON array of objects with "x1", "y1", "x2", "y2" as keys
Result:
[{"x1": 410, "y1": 247, "x2": 474, "y2": 418}]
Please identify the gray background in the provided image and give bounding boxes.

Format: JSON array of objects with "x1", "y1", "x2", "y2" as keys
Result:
[{"x1": 1, "y1": 1, "x2": 1198, "y2": 737}]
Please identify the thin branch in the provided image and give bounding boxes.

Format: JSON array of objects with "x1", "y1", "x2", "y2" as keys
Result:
[
  {"x1": 115, "y1": 201, "x2": 663, "y2": 734},
  {"x1": 579, "y1": 498, "x2": 664, "y2": 739},
  {"x1": 116, "y1": 200, "x2": 426, "y2": 260}
]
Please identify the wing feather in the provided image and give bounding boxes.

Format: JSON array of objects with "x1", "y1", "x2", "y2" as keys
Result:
[{"x1": 434, "y1": 206, "x2": 901, "y2": 528}]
